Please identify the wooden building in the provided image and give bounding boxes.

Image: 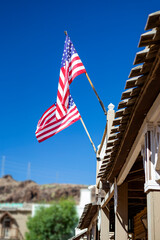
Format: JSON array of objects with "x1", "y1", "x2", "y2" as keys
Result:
[{"x1": 72, "y1": 10, "x2": 160, "y2": 240}]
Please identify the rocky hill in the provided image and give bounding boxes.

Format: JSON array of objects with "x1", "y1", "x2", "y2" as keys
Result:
[{"x1": 0, "y1": 175, "x2": 92, "y2": 204}]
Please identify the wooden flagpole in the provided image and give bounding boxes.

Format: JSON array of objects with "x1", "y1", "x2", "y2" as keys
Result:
[
  {"x1": 85, "y1": 72, "x2": 107, "y2": 115},
  {"x1": 80, "y1": 117, "x2": 97, "y2": 153},
  {"x1": 64, "y1": 31, "x2": 107, "y2": 115}
]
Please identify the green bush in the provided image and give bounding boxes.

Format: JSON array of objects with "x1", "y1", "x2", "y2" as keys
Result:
[{"x1": 25, "y1": 199, "x2": 78, "y2": 240}]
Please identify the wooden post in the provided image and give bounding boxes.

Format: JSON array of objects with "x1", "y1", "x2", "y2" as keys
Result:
[
  {"x1": 147, "y1": 190, "x2": 160, "y2": 240},
  {"x1": 142, "y1": 123, "x2": 160, "y2": 240},
  {"x1": 100, "y1": 207, "x2": 109, "y2": 240},
  {"x1": 115, "y1": 182, "x2": 128, "y2": 240},
  {"x1": 85, "y1": 72, "x2": 107, "y2": 115}
]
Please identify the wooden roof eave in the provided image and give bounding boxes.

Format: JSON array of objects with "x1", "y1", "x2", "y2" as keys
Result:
[
  {"x1": 99, "y1": 12, "x2": 160, "y2": 183},
  {"x1": 106, "y1": 47, "x2": 160, "y2": 183},
  {"x1": 77, "y1": 204, "x2": 98, "y2": 230}
]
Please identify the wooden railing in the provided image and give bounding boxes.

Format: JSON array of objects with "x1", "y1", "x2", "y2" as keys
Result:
[{"x1": 109, "y1": 232, "x2": 133, "y2": 240}]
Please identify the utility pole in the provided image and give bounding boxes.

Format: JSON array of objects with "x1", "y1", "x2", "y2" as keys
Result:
[
  {"x1": 27, "y1": 162, "x2": 31, "y2": 180},
  {"x1": 1, "y1": 156, "x2": 5, "y2": 178},
  {"x1": 56, "y1": 171, "x2": 59, "y2": 183}
]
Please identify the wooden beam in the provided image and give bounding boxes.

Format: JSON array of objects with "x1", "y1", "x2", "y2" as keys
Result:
[
  {"x1": 128, "y1": 181, "x2": 144, "y2": 189},
  {"x1": 145, "y1": 11, "x2": 160, "y2": 30},
  {"x1": 126, "y1": 170, "x2": 145, "y2": 182},
  {"x1": 101, "y1": 183, "x2": 114, "y2": 208},
  {"x1": 133, "y1": 48, "x2": 149, "y2": 65},
  {"x1": 128, "y1": 65, "x2": 143, "y2": 78},
  {"x1": 138, "y1": 29, "x2": 156, "y2": 47},
  {"x1": 128, "y1": 191, "x2": 146, "y2": 199},
  {"x1": 118, "y1": 98, "x2": 137, "y2": 109},
  {"x1": 121, "y1": 88, "x2": 141, "y2": 100}
]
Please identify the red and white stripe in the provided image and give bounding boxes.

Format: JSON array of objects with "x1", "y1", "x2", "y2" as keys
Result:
[
  {"x1": 56, "y1": 53, "x2": 86, "y2": 120},
  {"x1": 68, "y1": 53, "x2": 86, "y2": 84},
  {"x1": 35, "y1": 102, "x2": 81, "y2": 142}
]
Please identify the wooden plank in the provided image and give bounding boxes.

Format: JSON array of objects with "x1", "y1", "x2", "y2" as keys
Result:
[
  {"x1": 133, "y1": 48, "x2": 149, "y2": 65},
  {"x1": 128, "y1": 64, "x2": 151, "y2": 79},
  {"x1": 104, "y1": 154, "x2": 110, "y2": 159},
  {"x1": 121, "y1": 88, "x2": 134, "y2": 100},
  {"x1": 122, "y1": 87, "x2": 140, "y2": 100},
  {"x1": 134, "y1": 207, "x2": 146, "y2": 238},
  {"x1": 135, "y1": 75, "x2": 147, "y2": 86},
  {"x1": 127, "y1": 172, "x2": 145, "y2": 181},
  {"x1": 138, "y1": 29, "x2": 156, "y2": 47},
  {"x1": 112, "y1": 117, "x2": 122, "y2": 126},
  {"x1": 146, "y1": 45, "x2": 159, "y2": 60},
  {"x1": 101, "y1": 159, "x2": 110, "y2": 164},
  {"x1": 118, "y1": 99, "x2": 128, "y2": 109},
  {"x1": 121, "y1": 115, "x2": 129, "y2": 123},
  {"x1": 112, "y1": 116, "x2": 129, "y2": 126},
  {"x1": 128, "y1": 65, "x2": 143, "y2": 78},
  {"x1": 114, "y1": 139, "x2": 120, "y2": 146},
  {"x1": 118, "y1": 98, "x2": 137, "y2": 109},
  {"x1": 107, "y1": 139, "x2": 117, "y2": 147},
  {"x1": 118, "y1": 124, "x2": 126, "y2": 131},
  {"x1": 124, "y1": 75, "x2": 146, "y2": 90},
  {"x1": 125, "y1": 77, "x2": 139, "y2": 89},
  {"x1": 105, "y1": 146, "x2": 113, "y2": 153},
  {"x1": 100, "y1": 165, "x2": 109, "y2": 170},
  {"x1": 128, "y1": 198, "x2": 146, "y2": 204},
  {"x1": 153, "y1": 28, "x2": 160, "y2": 41},
  {"x1": 141, "y1": 62, "x2": 153, "y2": 74},
  {"x1": 110, "y1": 126, "x2": 119, "y2": 133},
  {"x1": 128, "y1": 181, "x2": 144, "y2": 190},
  {"x1": 128, "y1": 191, "x2": 146, "y2": 199},
  {"x1": 108, "y1": 133, "x2": 117, "y2": 140},
  {"x1": 145, "y1": 11, "x2": 160, "y2": 30},
  {"x1": 123, "y1": 106, "x2": 132, "y2": 115},
  {"x1": 101, "y1": 161, "x2": 110, "y2": 167},
  {"x1": 131, "y1": 87, "x2": 141, "y2": 98},
  {"x1": 115, "y1": 108, "x2": 125, "y2": 118}
]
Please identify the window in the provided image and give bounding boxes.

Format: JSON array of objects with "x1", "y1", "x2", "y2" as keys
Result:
[{"x1": 2, "y1": 216, "x2": 11, "y2": 239}]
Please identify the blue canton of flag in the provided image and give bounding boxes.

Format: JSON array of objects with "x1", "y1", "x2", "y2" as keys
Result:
[{"x1": 61, "y1": 36, "x2": 77, "y2": 67}]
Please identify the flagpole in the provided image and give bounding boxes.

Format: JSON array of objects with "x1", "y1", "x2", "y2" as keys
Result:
[
  {"x1": 80, "y1": 117, "x2": 97, "y2": 153},
  {"x1": 85, "y1": 72, "x2": 107, "y2": 115},
  {"x1": 64, "y1": 31, "x2": 107, "y2": 116}
]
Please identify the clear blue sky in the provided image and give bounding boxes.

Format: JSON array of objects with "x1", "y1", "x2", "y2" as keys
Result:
[{"x1": 0, "y1": 0, "x2": 159, "y2": 185}]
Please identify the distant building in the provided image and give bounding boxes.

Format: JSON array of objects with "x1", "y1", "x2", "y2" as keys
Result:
[
  {"x1": 0, "y1": 188, "x2": 91, "y2": 240},
  {"x1": 0, "y1": 203, "x2": 32, "y2": 240},
  {"x1": 76, "y1": 188, "x2": 92, "y2": 219}
]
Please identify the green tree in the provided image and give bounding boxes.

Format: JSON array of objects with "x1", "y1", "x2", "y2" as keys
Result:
[{"x1": 25, "y1": 199, "x2": 78, "y2": 240}]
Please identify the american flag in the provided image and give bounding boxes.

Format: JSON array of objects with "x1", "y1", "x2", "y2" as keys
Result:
[
  {"x1": 56, "y1": 34, "x2": 86, "y2": 120},
  {"x1": 35, "y1": 95, "x2": 81, "y2": 142}
]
